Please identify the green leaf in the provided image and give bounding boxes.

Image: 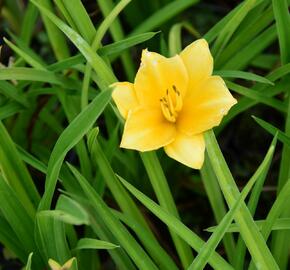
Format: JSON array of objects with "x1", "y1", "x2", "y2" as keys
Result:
[
  {"x1": 4, "y1": 37, "x2": 46, "y2": 70},
  {"x1": 38, "y1": 210, "x2": 88, "y2": 226},
  {"x1": 56, "y1": 195, "x2": 90, "y2": 225},
  {"x1": 219, "y1": 78, "x2": 290, "y2": 132},
  {"x1": 98, "y1": 32, "x2": 159, "y2": 56},
  {"x1": 225, "y1": 80, "x2": 285, "y2": 113},
  {"x1": 38, "y1": 89, "x2": 112, "y2": 210},
  {"x1": 248, "y1": 179, "x2": 290, "y2": 270},
  {"x1": 35, "y1": 213, "x2": 71, "y2": 266},
  {"x1": 212, "y1": 0, "x2": 257, "y2": 58},
  {"x1": 75, "y1": 238, "x2": 119, "y2": 250},
  {"x1": 86, "y1": 128, "x2": 176, "y2": 269},
  {"x1": 31, "y1": 0, "x2": 115, "y2": 87},
  {"x1": 188, "y1": 135, "x2": 277, "y2": 270},
  {"x1": 140, "y1": 152, "x2": 193, "y2": 268},
  {"x1": 0, "y1": 175, "x2": 35, "y2": 254},
  {"x1": 0, "y1": 216, "x2": 27, "y2": 262},
  {"x1": 97, "y1": 0, "x2": 135, "y2": 80},
  {"x1": 118, "y1": 176, "x2": 234, "y2": 270},
  {"x1": 272, "y1": 0, "x2": 290, "y2": 64},
  {"x1": 48, "y1": 54, "x2": 84, "y2": 72},
  {"x1": 222, "y1": 25, "x2": 277, "y2": 70},
  {"x1": 253, "y1": 116, "x2": 290, "y2": 146},
  {"x1": 0, "y1": 67, "x2": 79, "y2": 90},
  {"x1": 131, "y1": 0, "x2": 200, "y2": 35},
  {"x1": 19, "y1": 3, "x2": 39, "y2": 44},
  {"x1": 38, "y1": 195, "x2": 90, "y2": 226},
  {"x1": 215, "y1": 5, "x2": 274, "y2": 68},
  {"x1": 25, "y1": 253, "x2": 33, "y2": 270},
  {"x1": 67, "y1": 164, "x2": 159, "y2": 270},
  {"x1": 0, "y1": 102, "x2": 24, "y2": 120},
  {"x1": 0, "y1": 81, "x2": 29, "y2": 106},
  {"x1": 168, "y1": 23, "x2": 183, "y2": 56},
  {"x1": 271, "y1": 3, "x2": 290, "y2": 267},
  {"x1": 59, "y1": 0, "x2": 96, "y2": 43},
  {"x1": 204, "y1": 130, "x2": 279, "y2": 270},
  {"x1": 215, "y1": 70, "x2": 274, "y2": 85},
  {"x1": 112, "y1": 209, "x2": 179, "y2": 270},
  {"x1": 206, "y1": 218, "x2": 290, "y2": 233},
  {"x1": 233, "y1": 131, "x2": 277, "y2": 268},
  {"x1": 38, "y1": 0, "x2": 70, "y2": 60},
  {"x1": 200, "y1": 159, "x2": 236, "y2": 264},
  {"x1": 0, "y1": 122, "x2": 39, "y2": 216}
]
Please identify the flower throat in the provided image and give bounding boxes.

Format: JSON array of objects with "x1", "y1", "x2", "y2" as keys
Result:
[{"x1": 160, "y1": 85, "x2": 183, "y2": 123}]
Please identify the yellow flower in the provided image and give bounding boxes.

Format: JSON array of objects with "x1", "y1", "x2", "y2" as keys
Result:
[
  {"x1": 112, "y1": 39, "x2": 237, "y2": 169},
  {"x1": 48, "y1": 258, "x2": 75, "y2": 270}
]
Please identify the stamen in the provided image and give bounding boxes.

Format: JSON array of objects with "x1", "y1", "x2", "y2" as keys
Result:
[
  {"x1": 160, "y1": 101, "x2": 176, "y2": 122},
  {"x1": 172, "y1": 85, "x2": 180, "y2": 95},
  {"x1": 160, "y1": 85, "x2": 183, "y2": 122},
  {"x1": 173, "y1": 85, "x2": 183, "y2": 112}
]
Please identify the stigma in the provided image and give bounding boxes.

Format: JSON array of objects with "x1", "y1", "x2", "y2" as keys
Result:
[{"x1": 160, "y1": 85, "x2": 183, "y2": 122}]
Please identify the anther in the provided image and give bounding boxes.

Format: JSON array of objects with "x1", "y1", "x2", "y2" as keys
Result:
[{"x1": 172, "y1": 85, "x2": 180, "y2": 96}]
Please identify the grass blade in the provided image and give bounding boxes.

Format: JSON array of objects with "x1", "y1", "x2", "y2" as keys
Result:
[
  {"x1": 68, "y1": 164, "x2": 159, "y2": 270},
  {"x1": 38, "y1": 89, "x2": 112, "y2": 210},
  {"x1": 201, "y1": 159, "x2": 236, "y2": 264},
  {"x1": 253, "y1": 116, "x2": 290, "y2": 146},
  {"x1": 215, "y1": 70, "x2": 274, "y2": 85},
  {"x1": 271, "y1": 1, "x2": 290, "y2": 267},
  {"x1": 75, "y1": 238, "x2": 119, "y2": 250},
  {"x1": 118, "y1": 175, "x2": 234, "y2": 270},
  {"x1": 204, "y1": 130, "x2": 279, "y2": 270},
  {"x1": 141, "y1": 152, "x2": 194, "y2": 268},
  {"x1": 207, "y1": 218, "x2": 290, "y2": 233},
  {"x1": 131, "y1": 0, "x2": 199, "y2": 35}
]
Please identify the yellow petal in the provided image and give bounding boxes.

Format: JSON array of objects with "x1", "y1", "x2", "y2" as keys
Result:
[
  {"x1": 62, "y1": 258, "x2": 75, "y2": 270},
  {"x1": 177, "y1": 76, "x2": 237, "y2": 135},
  {"x1": 48, "y1": 259, "x2": 61, "y2": 270},
  {"x1": 121, "y1": 107, "x2": 176, "y2": 151},
  {"x1": 134, "y1": 49, "x2": 188, "y2": 108},
  {"x1": 164, "y1": 132, "x2": 205, "y2": 169},
  {"x1": 180, "y1": 39, "x2": 213, "y2": 88},
  {"x1": 111, "y1": 82, "x2": 138, "y2": 118}
]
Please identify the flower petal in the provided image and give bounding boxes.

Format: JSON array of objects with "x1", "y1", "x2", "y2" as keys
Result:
[
  {"x1": 180, "y1": 39, "x2": 213, "y2": 88},
  {"x1": 48, "y1": 259, "x2": 61, "y2": 270},
  {"x1": 164, "y1": 132, "x2": 205, "y2": 169},
  {"x1": 111, "y1": 82, "x2": 139, "y2": 119},
  {"x1": 121, "y1": 107, "x2": 176, "y2": 151},
  {"x1": 134, "y1": 49, "x2": 188, "y2": 107},
  {"x1": 177, "y1": 76, "x2": 237, "y2": 135},
  {"x1": 62, "y1": 258, "x2": 74, "y2": 269}
]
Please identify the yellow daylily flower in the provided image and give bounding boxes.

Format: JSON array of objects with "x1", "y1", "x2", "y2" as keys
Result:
[
  {"x1": 112, "y1": 39, "x2": 237, "y2": 169},
  {"x1": 48, "y1": 257, "x2": 75, "y2": 270}
]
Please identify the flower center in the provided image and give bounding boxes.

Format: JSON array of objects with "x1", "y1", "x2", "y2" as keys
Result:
[{"x1": 160, "y1": 85, "x2": 183, "y2": 123}]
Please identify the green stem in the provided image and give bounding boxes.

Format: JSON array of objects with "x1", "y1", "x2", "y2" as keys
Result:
[{"x1": 140, "y1": 151, "x2": 193, "y2": 269}]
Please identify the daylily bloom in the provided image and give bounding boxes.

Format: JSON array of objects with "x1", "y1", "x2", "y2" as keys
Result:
[
  {"x1": 112, "y1": 39, "x2": 237, "y2": 169},
  {"x1": 48, "y1": 258, "x2": 75, "y2": 270}
]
